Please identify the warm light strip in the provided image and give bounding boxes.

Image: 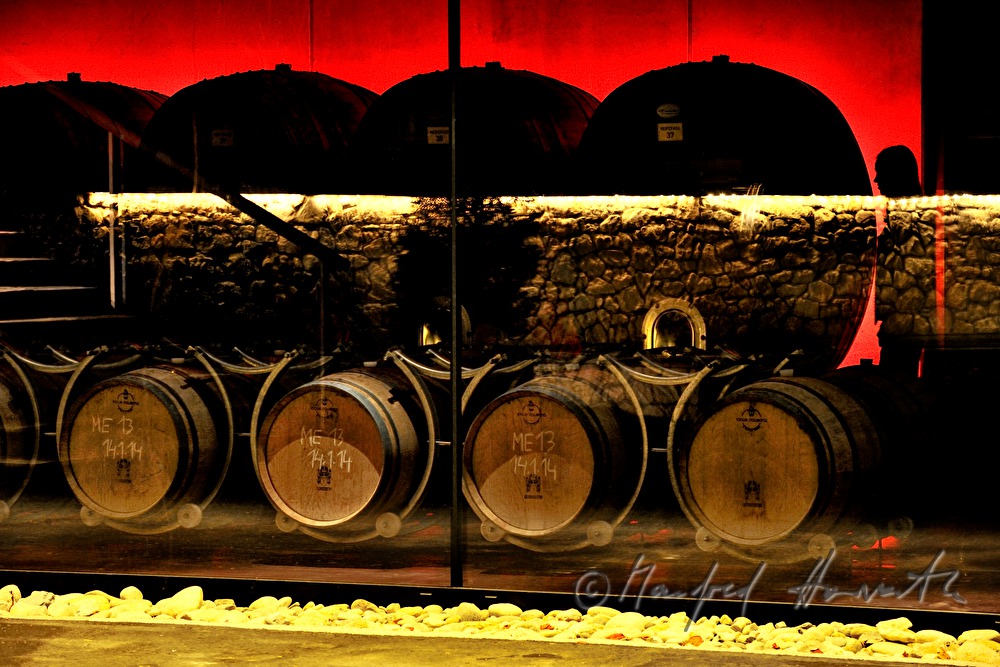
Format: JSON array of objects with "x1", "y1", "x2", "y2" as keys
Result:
[
  {"x1": 883, "y1": 194, "x2": 1000, "y2": 210},
  {"x1": 87, "y1": 192, "x2": 1000, "y2": 217},
  {"x1": 704, "y1": 194, "x2": 883, "y2": 210},
  {"x1": 88, "y1": 192, "x2": 420, "y2": 216},
  {"x1": 706, "y1": 193, "x2": 1000, "y2": 210},
  {"x1": 507, "y1": 195, "x2": 701, "y2": 208}
]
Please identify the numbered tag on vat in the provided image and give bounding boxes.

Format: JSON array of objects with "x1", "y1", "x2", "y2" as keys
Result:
[{"x1": 657, "y1": 122, "x2": 683, "y2": 142}]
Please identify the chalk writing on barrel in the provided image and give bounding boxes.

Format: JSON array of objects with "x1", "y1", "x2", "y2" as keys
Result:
[
  {"x1": 93, "y1": 415, "x2": 142, "y2": 461},
  {"x1": 302, "y1": 426, "x2": 352, "y2": 473},
  {"x1": 512, "y1": 430, "x2": 555, "y2": 453}
]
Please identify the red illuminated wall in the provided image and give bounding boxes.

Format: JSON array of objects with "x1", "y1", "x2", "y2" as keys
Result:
[
  {"x1": 1, "y1": 0, "x2": 924, "y2": 364},
  {"x1": 0, "y1": 0, "x2": 921, "y2": 181}
]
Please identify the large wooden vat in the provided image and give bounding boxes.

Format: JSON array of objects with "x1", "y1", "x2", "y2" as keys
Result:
[
  {"x1": 57, "y1": 365, "x2": 232, "y2": 532},
  {"x1": 135, "y1": 64, "x2": 377, "y2": 194},
  {"x1": 462, "y1": 363, "x2": 675, "y2": 551},
  {"x1": 577, "y1": 55, "x2": 871, "y2": 196},
  {"x1": 349, "y1": 62, "x2": 599, "y2": 196},
  {"x1": 0, "y1": 73, "x2": 166, "y2": 196},
  {"x1": 254, "y1": 367, "x2": 438, "y2": 538}
]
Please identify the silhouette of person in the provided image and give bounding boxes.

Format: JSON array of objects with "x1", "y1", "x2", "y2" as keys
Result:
[{"x1": 874, "y1": 145, "x2": 923, "y2": 197}]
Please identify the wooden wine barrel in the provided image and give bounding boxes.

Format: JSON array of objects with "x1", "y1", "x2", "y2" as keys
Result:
[
  {"x1": 0, "y1": 364, "x2": 37, "y2": 517},
  {"x1": 463, "y1": 364, "x2": 673, "y2": 549},
  {"x1": 820, "y1": 364, "x2": 948, "y2": 525},
  {"x1": 57, "y1": 365, "x2": 230, "y2": 529},
  {"x1": 254, "y1": 367, "x2": 435, "y2": 533},
  {"x1": 672, "y1": 375, "x2": 882, "y2": 559}
]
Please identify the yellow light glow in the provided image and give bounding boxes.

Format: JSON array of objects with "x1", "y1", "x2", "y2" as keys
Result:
[
  {"x1": 887, "y1": 193, "x2": 1000, "y2": 210},
  {"x1": 88, "y1": 192, "x2": 420, "y2": 217},
  {"x1": 86, "y1": 192, "x2": 1000, "y2": 221},
  {"x1": 703, "y1": 194, "x2": 883, "y2": 210}
]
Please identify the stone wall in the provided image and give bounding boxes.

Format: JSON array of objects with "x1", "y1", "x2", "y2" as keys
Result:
[
  {"x1": 876, "y1": 196, "x2": 1000, "y2": 339},
  {"x1": 76, "y1": 192, "x2": 879, "y2": 369}
]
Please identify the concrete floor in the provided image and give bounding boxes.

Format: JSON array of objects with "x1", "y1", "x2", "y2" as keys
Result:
[{"x1": 0, "y1": 617, "x2": 943, "y2": 667}]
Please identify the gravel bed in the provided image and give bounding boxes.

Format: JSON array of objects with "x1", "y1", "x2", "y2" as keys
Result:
[{"x1": 2, "y1": 583, "x2": 998, "y2": 665}]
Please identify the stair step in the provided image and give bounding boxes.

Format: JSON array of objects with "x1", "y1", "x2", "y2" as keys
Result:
[
  {"x1": 0, "y1": 313, "x2": 134, "y2": 325},
  {"x1": 0, "y1": 285, "x2": 109, "y2": 318},
  {"x1": 0, "y1": 230, "x2": 28, "y2": 255},
  {"x1": 0, "y1": 313, "x2": 149, "y2": 351},
  {"x1": 0, "y1": 257, "x2": 95, "y2": 286}
]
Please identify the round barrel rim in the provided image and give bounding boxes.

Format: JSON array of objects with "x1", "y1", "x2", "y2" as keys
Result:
[
  {"x1": 350, "y1": 64, "x2": 599, "y2": 196},
  {"x1": 0, "y1": 78, "x2": 167, "y2": 194},
  {"x1": 577, "y1": 56, "x2": 871, "y2": 196},
  {"x1": 463, "y1": 373, "x2": 634, "y2": 539},
  {"x1": 135, "y1": 67, "x2": 377, "y2": 194},
  {"x1": 60, "y1": 374, "x2": 192, "y2": 519},
  {"x1": 131, "y1": 366, "x2": 228, "y2": 509},
  {"x1": 673, "y1": 376, "x2": 874, "y2": 548},
  {"x1": 0, "y1": 371, "x2": 37, "y2": 505},
  {"x1": 57, "y1": 366, "x2": 223, "y2": 522},
  {"x1": 255, "y1": 370, "x2": 426, "y2": 529}
]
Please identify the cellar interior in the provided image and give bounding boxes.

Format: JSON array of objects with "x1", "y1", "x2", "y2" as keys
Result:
[
  {"x1": 1, "y1": 188, "x2": 998, "y2": 631},
  {"x1": 1, "y1": 1, "x2": 1000, "y2": 662}
]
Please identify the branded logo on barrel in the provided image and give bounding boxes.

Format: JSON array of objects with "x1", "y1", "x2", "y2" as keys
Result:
[
  {"x1": 524, "y1": 472, "x2": 543, "y2": 499},
  {"x1": 112, "y1": 388, "x2": 139, "y2": 413},
  {"x1": 311, "y1": 397, "x2": 338, "y2": 421},
  {"x1": 737, "y1": 402, "x2": 766, "y2": 431},
  {"x1": 656, "y1": 103, "x2": 680, "y2": 119},
  {"x1": 743, "y1": 477, "x2": 763, "y2": 508},
  {"x1": 517, "y1": 400, "x2": 545, "y2": 425},
  {"x1": 116, "y1": 458, "x2": 132, "y2": 483},
  {"x1": 317, "y1": 463, "x2": 332, "y2": 488}
]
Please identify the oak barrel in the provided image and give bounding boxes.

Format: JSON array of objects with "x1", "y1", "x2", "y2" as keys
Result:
[
  {"x1": 820, "y1": 364, "x2": 945, "y2": 524},
  {"x1": 463, "y1": 364, "x2": 673, "y2": 547},
  {"x1": 673, "y1": 375, "x2": 883, "y2": 556},
  {"x1": 254, "y1": 367, "x2": 435, "y2": 530},
  {"x1": 57, "y1": 365, "x2": 229, "y2": 526}
]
